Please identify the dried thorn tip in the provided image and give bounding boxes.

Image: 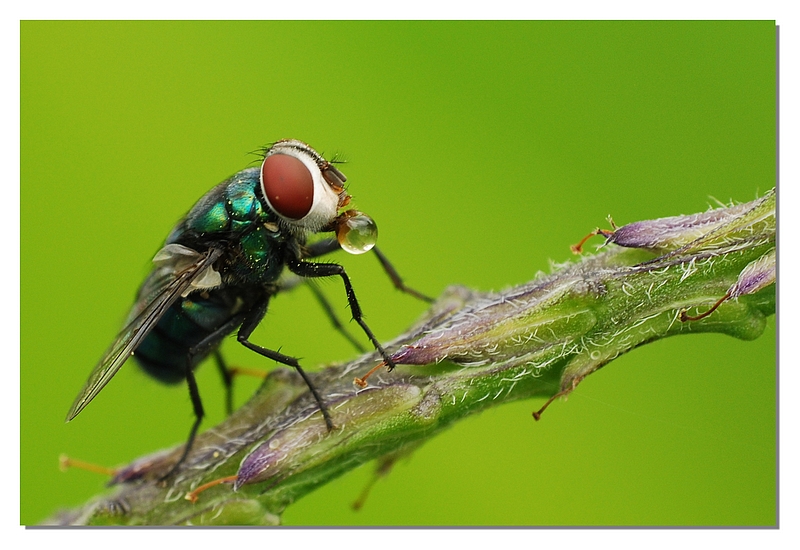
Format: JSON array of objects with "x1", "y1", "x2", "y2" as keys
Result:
[
  {"x1": 571, "y1": 231, "x2": 597, "y2": 254},
  {"x1": 58, "y1": 454, "x2": 118, "y2": 477},
  {"x1": 680, "y1": 292, "x2": 731, "y2": 322},
  {"x1": 533, "y1": 389, "x2": 569, "y2": 421},
  {"x1": 354, "y1": 361, "x2": 387, "y2": 388},
  {"x1": 228, "y1": 366, "x2": 268, "y2": 379},
  {"x1": 571, "y1": 228, "x2": 615, "y2": 254},
  {"x1": 185, "y1": 475, "x2": 238, "y2": 504}
]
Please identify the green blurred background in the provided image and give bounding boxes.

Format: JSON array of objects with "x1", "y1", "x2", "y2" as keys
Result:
[{"x1": 21, "y1": 21, "x2": 776, "y2": 526}]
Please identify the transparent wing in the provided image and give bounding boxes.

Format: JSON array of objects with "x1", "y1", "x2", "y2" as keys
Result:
[{"x1": 66, "y1": 247, "x2": 224, "y2": 421}]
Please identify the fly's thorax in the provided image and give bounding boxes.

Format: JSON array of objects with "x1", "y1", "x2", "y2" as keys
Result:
[
  {"x1": 169, "y1": 168, "x2": 275, "y2": 245},
  {"x1": 216, "y1": 223, "x2": 288, "y2": 287},
  {"x1": 160, "y1": 141, "x2": 378, "y2": 290}
]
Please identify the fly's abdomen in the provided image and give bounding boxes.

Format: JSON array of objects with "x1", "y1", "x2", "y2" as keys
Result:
[{"x1": 133, "y1": 291, "x2": 241, "y2": 384}]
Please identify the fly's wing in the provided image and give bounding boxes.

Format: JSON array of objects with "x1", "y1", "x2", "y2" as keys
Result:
[{"x1": 66, "y1": 246, "x2": 224, "y2": 422}]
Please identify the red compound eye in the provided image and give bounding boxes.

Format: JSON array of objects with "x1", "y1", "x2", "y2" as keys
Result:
[{"x1": 260, "y1": 154, "x2": 314, "y2": 220}]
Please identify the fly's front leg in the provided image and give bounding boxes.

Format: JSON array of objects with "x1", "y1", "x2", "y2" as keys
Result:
[
  {"x1": 287, "y1": 258, "x2": 397, "y2": 371},
  {"x1": 370, "y1": 246, "x2": 434, "y2": 303},
  {"x1": 276, "y1": 269, "x2": 366, "y2": 354},
  {"x1": 237, "y1": 295, "x2": 334, "y2": 430},
  {"x1": 306, "y1": 281, "x2": 366, "y2": 353},
  {"x1": 304, "y1": 238, "x2": 433, "y2": 303}
]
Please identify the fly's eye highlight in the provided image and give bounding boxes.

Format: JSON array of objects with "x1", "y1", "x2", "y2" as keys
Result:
[
  {"x1": 260, "y1": 154, "x2": 314, "y2": 220},
  {"x1": 336, "y1": 211, "x2": 378, "y2": 254}
]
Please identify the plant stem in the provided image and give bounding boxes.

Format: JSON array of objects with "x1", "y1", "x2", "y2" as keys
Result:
[{"x1": 46, "y1": 190, "x2": 775, "y2": 526}]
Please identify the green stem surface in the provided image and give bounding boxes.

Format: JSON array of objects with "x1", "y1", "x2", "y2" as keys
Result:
[{"x1": 47, "y1": 190, "x2": 775, "y2": 526}]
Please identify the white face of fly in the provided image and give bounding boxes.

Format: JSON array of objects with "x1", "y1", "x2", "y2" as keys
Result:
[{"x1": 259, "y1": 139, "x2": 348, "y2": 234}]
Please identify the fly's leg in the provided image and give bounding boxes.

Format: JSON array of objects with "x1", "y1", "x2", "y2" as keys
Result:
[
  {"x1": 306, "y1": 281, "x2": 367, "y2": 353},
  {"x1": 159, "y1": 363, "x2": 206, "y2": 481},
  {"x1": 304, "y1": 239, "x2": 433, "y2": 303},
  {"x1": 370, "y1": 246, "x2": 434, "y2": 303},
  {"x1": 237, "y1": 295, "x2": 334, "y2": 431},
  {"x1": 165, "y1": 295, "x2": 335, "y2": 480},
  {"x1": 275, "y1": 273, "x2": 372, "y2": 354},
  {"x1": 287, "y1": 258, "x2": 397, "y2": 372},
  {"x1": 161, "y1": 314, "x2": 247, "y2": 480},
  {"x1": 213, "y1": 350, "x2": 234, "y2": 416}
]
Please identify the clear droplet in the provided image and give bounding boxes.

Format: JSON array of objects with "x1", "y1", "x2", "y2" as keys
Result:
[{"x1": 337, "y1": 212, "x2": 378, "y2": 254}]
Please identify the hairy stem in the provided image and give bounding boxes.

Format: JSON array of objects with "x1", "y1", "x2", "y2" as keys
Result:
[{"x1": 47, "y1": 190, "x2": 775, "y2": 526}]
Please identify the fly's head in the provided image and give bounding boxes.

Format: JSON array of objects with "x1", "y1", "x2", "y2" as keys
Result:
[{"x1": 259, "y1": 139, "x2": 377, "y2": 254}]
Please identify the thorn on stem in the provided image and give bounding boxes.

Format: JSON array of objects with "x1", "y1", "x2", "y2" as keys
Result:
[
  {"x1": 351, "y1": 456, "x2": 397, "y2": 511},
  {"x1": 679, "y1": 292, "x2": 732, "y2": 322},
  {"x1": 571, "y1": 228, "x2": 616, "y2": 254},
  {"x1": 354, "y1": 361, "x2": 387, "y2": 388},
  {"x1": 59, "y1": 454, "x2": 118, "y2": 477},
  {"x1": 532, "y1": 387, "x2": 575, "y2": 420},
  {"x1": 532, "y1": 394, "x2": 556, "y2": 420},
  {"x1": 185, "y1": 475, "x2": 238, "y2": 503},
  {"x1": 228, "y1": 366, "x2": 268, "y2": 379}
]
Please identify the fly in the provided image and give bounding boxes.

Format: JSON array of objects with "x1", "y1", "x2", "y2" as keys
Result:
[{"x1": 66, "y1": 139, "x2": 431, "y2": 478}]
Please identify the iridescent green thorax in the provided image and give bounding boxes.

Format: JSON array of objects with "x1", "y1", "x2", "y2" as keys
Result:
[
  {"x1": 166, "y1": 167, "x2": 288, "y2": 286},
  {"x1": 177, "y1": 168, "x2": 269, "y2": 237}
]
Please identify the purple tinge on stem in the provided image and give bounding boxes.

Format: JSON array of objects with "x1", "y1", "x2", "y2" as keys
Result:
[
  {"x1": 384, "y1": 277, "x2": 594, "y2": 368},
  {"x1": 234, "y1": 420, "x2": 328, "y2": 490},
  {"x1": 385, "y1": 292, "x2": 545, "y2": 366},
  {"x1": 235, "y1": 448, "x2": 278, "y2": 489},
  {"x1": 729, "y1": 249, "x2": 775, "y2": 298},
  {"x1": 234, "y1": 385, "x2": 423, "y2": 489},
  {"x1": 608, "y1": 202, "x2": 751, "y2": 251},
  {"x1": 389, "y1": 343, "x2": 440, "y2": 366},
  {"x1": 109, "y1": 449, "x2": 176, "y2": 484}
]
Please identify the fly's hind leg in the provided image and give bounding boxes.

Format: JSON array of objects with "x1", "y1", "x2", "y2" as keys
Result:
[
  {"x1": 161, "y1": 314, "x2": 247, "y2": 480},
  {"x1": 213, "y1": 350, "x2": 234, "y2": 416}
]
